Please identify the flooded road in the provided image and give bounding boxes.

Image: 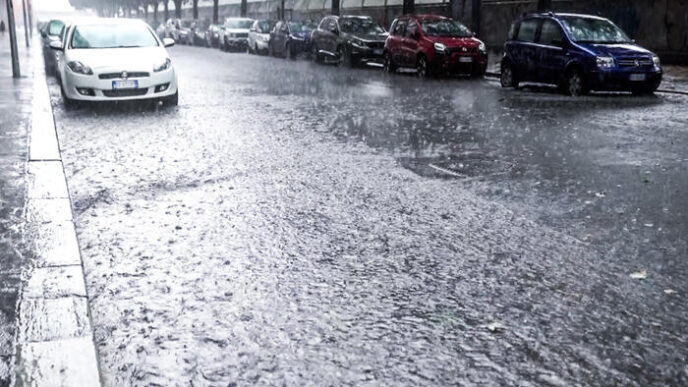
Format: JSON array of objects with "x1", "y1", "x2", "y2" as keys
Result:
[{"x1": 48, "y1": 45, "x2": 688, "y2": 386}]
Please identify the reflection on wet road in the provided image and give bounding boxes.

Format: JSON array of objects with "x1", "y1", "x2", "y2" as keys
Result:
[{"x1": 49, "y1": 45, "x2": 688, "y2": 386}]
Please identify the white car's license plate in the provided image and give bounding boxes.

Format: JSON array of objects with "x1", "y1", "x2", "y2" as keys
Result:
[
  {"x1": 629, "y1": 73, "x2": 646, "y2": 82},
  {"x1": 459, "y1": 56, "x2": 473, "y2": 63},
  {"x1": 373, "y1": 49, "x2": 383, "y2": 55},
  {"x1": 112, "y1": 80, "x2": 138, "y2": 89}
]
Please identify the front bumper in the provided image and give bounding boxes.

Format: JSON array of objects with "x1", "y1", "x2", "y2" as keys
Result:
[
  {"x1": 225, "y1": 38, "x2": 248, "y2": 48},
  {"x1": 62, "y1": 67, "x2": 178, "y2": 101},
  {"x1": 254, "y1": 40, "x2": 269, "y2": 50},
  {"x1": 350, "y1": 44, "x2": 385, "y2": 63},
  {"x1": 588, "y1": 67, "x2": 663, "y2": 91},
  {"x1": 433, "y1": 52, "x2": 488, "y2": 75}
]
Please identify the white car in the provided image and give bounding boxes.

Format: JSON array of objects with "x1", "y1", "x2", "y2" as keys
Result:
[
  {"x1": 220, "y1": 17, "x2": 254, "y2": 51},
  {"x1": 248, "y1": 19, "x2": 275, "y2": 55},
  {"x1": 50, "y1": 18, "x2": 178, "y2": 107}
]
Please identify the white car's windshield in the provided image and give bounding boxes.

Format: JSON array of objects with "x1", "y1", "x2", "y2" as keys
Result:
[
  {"x1": 225, "y1": 19, "x2": 253, "y2": 29},
  {"x1": 71, "y1": 24, "x2": 159, "y2": 49},
  {"x1": 560, "y1": 16, "x2": 631, "y2": 44}
]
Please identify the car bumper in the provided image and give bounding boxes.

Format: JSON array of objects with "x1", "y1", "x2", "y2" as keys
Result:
[
  {"x1": 254, "y1": 40, "x2": 269, "y2": 50},
  {"x1": 434, "y1": 52, "x2": 488, "y2": 75},
  {"x1": 589, "y1": 68, "x2": 663, "y2": 91},
  {"x1": 62, "y1": 67, "x2": 178, "y2": 101},
  {"x1": 225, "y1": 38, "x2": 248, "y2": 48},
  {"x1": 350, "y1": 45, "x2": 385, "y2": 63}
]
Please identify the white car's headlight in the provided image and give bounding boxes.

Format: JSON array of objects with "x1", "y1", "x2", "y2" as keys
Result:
[
  {"x1": 154, "y1": 58, "x2": 172, "y2": 72},
  {"x1": 351, "y1": 39, "x2": 366, "y2": 48},
  {"x1": 596, "y1": 56, "x2": 615, "y2": 69},
  {"x1": 67, "y1": 61, "x2": 93, "y2": 75},
  {"x1": 434, "y1": 42, "x2": 447, "y2": 53}
]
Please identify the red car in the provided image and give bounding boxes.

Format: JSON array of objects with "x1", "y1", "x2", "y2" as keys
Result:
[{"x1": 383, "y1": 15, "x2": 488, "y2": 78}]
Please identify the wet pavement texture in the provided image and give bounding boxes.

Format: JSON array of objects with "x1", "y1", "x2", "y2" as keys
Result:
[
  {"x1": 0, "y1": 36, "x2": 33, "y2": 387},
  {"x1": 47, "y1": 45, "x2": 688, "y2": 386}
]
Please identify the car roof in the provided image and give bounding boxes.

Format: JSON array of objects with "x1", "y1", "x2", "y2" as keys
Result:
[
  {"x1": 67, "y1": 17, "x2": 150, "y2": 27},
  {"x1": 520, "y1": 12, "x2": 609, "y2": 21},
  {"x1": 341, "y1": 15, "x2": 372, "y2": 19}
]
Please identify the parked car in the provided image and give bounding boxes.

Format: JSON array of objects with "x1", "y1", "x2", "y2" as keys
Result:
[
  {"x1": 50, "y1": 18, "x2": 178, "y2": 107},
  {"x1": 40, "y1": 19, "x2": 66, "y2": 75},
  {"x1": 269, "y1": 20, "x2": 315, "y2": 59},
  {"x1": 164, "y1": 18, "x2": 182, "y2": 41},
  {"x1": 204, "y1": 23, "x2": 223, "y2": 48},
  {"x1": 155, "y1": 22, "x2": 166, "y2": 40},
  {"x1": 384, "y1": 15, "x2": 487, "y2": 78},
  {"x1": 178, "y1": 19, "x2": 195, "y2": 45},
  {"x1": 500, "y1": 12, "x2": 662, "y2": 95},
  {"x1": 191, "y1": 20, "x2": 210, "y2": 46},
  {"x1": 311, "y1": 15, "x2": 387, "y2": 67},
  {"x1": 248, "y1": 19, "x2": 276, "y2": 55},
  {"x1": 220, "y1": 18, "x2": 254, "y2": 51}
]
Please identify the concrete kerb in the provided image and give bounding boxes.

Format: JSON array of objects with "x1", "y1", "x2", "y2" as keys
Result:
[{"x1": 14, "y1": 50, "x2": 103, "y2": 386}]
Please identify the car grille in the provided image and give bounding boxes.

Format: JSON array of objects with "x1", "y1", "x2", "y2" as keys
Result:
[
  {"x1": 446, "y1": 46, "x2": 478, "y2": 54},
  {"x1": 231, "y1": 33, "x2": 248, "y2": 38},
  {"x1": 99, "y1": 72, "x2": 150, "y2": 80},
  {"x1": 102, "y1": 89, "x2": 148, "y2": 97},
  {"x1": 617, "y1": 57, "x2": 653, "y2": 67},
  {"x1": 366, "y1": 41, "x2": 384, "y2": 49}
]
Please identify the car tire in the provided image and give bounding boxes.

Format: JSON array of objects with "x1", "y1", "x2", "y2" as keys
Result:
[
  {"x1": 60, "y1": 83, "x2": 78, "y2": 110},
  {"x1": 286, "y1": 43, "x2": 295, "y2": 60},
  {"x1": 416, "y1": 55, "x2": 429, "y2": 78},
  {"x1": 565, "y1": 68, "x2": 588, "y2": 96},
  {"x1": 500, "y1": 61, "x2": 518, "y2": 88},
  {"x1": 165, "y1": 91, "x2": 179, "y2": 107},
  {"x1": 269, "y1": 42, "x2": 274, "y2": 57},
  {"x1": 383, "y1": 52, "x2": 396, "y2": 74},
  {"x1": 312, "y1": 45, "x2": 322, "y2": 64}
]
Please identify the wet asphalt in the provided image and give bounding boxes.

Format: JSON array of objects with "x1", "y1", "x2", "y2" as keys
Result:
[{"x1": 46, "y1": 45, "x2": 688, "y2": 386}]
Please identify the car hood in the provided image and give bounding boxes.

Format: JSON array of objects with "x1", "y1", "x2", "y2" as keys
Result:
[
  {"x1": 225, "y1": 28, "x2": 249, "y2": 34},
  {"x1": 427, "y1": 36, "x2": 479, "y2": 48},
  {"x1": 577, "y1": 43, "x2": 653, "y2": 57},
  {"x1": 348, "y1": 33, "x2": 387, "y2": 42},
  {"x1": 292, "y1": 31, "x2": 312, "y2": 40},
  {"x1": 66, "y1": 47, "x2": 169, "y2": 72}
]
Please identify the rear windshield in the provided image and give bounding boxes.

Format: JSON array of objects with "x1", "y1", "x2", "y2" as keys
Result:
[
  {"x1": 420, "y1": 19, "x2": 472, "y2": 38},
  {"x1": 560, "y1": 16, "x2": 631, "y2": 44},
  {"x1": 71, "y1": 24, "x2": 159, "y2": 49},
  {"x1": 288, "y1": 22, "x2": 314, "y2": 33}
]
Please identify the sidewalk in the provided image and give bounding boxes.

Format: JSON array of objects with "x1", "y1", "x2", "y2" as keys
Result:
[{"x1": 0, "y1": 32, "x2": 34, "y2": 387}]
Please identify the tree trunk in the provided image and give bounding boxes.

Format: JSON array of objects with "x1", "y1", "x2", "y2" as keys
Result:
[
  {"x1": 537, "y1": 0, "x2": 551, "y2": 11},
  {"x1": 164, "y1": 1, "x2": 169, "y2": 20},
  {"x1": 213, "y1": 0, "x2": 219, "y2": 23},
  {"x1": 402, "y1": 0, "x2": 413, "y2": 15},
  {"x1": 331, "y1": 0, "x2": 340, "y2": 16},
  {"x1": 193, "y1": 0, "x2": 198, "y2": 19},
  {"x1": 471, "y1": 0, "x2": 480, "y2": 36},
  {"x1": 240, "y1": 0, "x2": 247, "y2": 17},
  {"x1": 153, "y1": 1, "x2": 158, "y2": 23},
  {"x1": 174, "y1": 0, "x2": 182, "y2": 18}
]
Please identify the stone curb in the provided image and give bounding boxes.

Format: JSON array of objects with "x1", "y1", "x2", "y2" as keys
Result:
[{"x1": 14, "y1": 51, "x2": 102, "y2": 387}]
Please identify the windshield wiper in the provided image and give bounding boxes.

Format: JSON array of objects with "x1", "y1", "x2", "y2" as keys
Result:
[{"x1": 114, "y1": 45, "x2": 143, "y2": 48}]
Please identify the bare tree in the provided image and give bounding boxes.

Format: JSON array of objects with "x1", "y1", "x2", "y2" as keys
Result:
[
  {"x1": 213, "y1": 0, "x2": 219, "y2": 23},
  {"x1": 192, "y1": 0, "x2": 198, "y2": 19},
  {"x1": 537, "y1": 0, "x2": 551, "y2": 11},
  {"x1": 173, "y1": 0, "x2": 183, "y2": 18},
  {"x1": 163, "y1": 0, "x2": 169, "y2": 20}
]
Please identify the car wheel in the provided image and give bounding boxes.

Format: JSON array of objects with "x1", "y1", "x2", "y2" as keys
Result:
[
  {"x1": 312, "y1": 45, "x2": 322, "y2": 64},
  {"x1": 60, "y1": 83, "x2": 78, "y2": 109},
  {"x1": 165, "y1": 91, "x2": 179, "y2": 107},
  {"x1": 416, "y1": 55, "x2": 429, "y2": 78},
  {"x1": 383, "y1": 52, "x2": 396, "y2": 73},
  {"x1": 336, "y1": 46, "x2": 348, "y2": 67},
  {"x1": 500, "y1": 62, "x2": 517, "y2": 88},
  {"x1": 566, "y1": 68, "x2": 588, "y2": 96},
  {"x1": 269, "y1": 42, "x2": 274, "y2": 57},
  {"x1": 286, "y1": 43, "x2": 295, "y2": 60}
]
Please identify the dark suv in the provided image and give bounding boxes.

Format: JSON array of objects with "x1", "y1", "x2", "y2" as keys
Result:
[
  {"x1": 269, "y1": 20, "x2": 315, "y2": 59},
  {"x1": 384, "y1": 15, "x2": 487, "y2": 78},
  {"x1": 311, "y1": 15, "x2": 387, "y2": 67},
  {"x1": 500, "y1": 12, "x2": 663, "y2": 95}
]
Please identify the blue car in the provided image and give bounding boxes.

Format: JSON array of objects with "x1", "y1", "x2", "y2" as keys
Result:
[{"x1": 500, "y1": 12, "x2": 662, "y2": 95}]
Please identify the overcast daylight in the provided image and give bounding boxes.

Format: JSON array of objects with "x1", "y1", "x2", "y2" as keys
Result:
[{"x1": 1, "y1": 0, "x2": 688, "y2": 386}]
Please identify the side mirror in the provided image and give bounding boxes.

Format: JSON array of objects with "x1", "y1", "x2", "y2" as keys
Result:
[
  {"x1": 41, "y1": 30, "x2": 47, "y2": 38},
  {"x1": 163, "y1": 38, "x2": 175, "y2": 47},
  {"x1": 49, "y1": 40, "x2": 63, "y2": 50}
]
